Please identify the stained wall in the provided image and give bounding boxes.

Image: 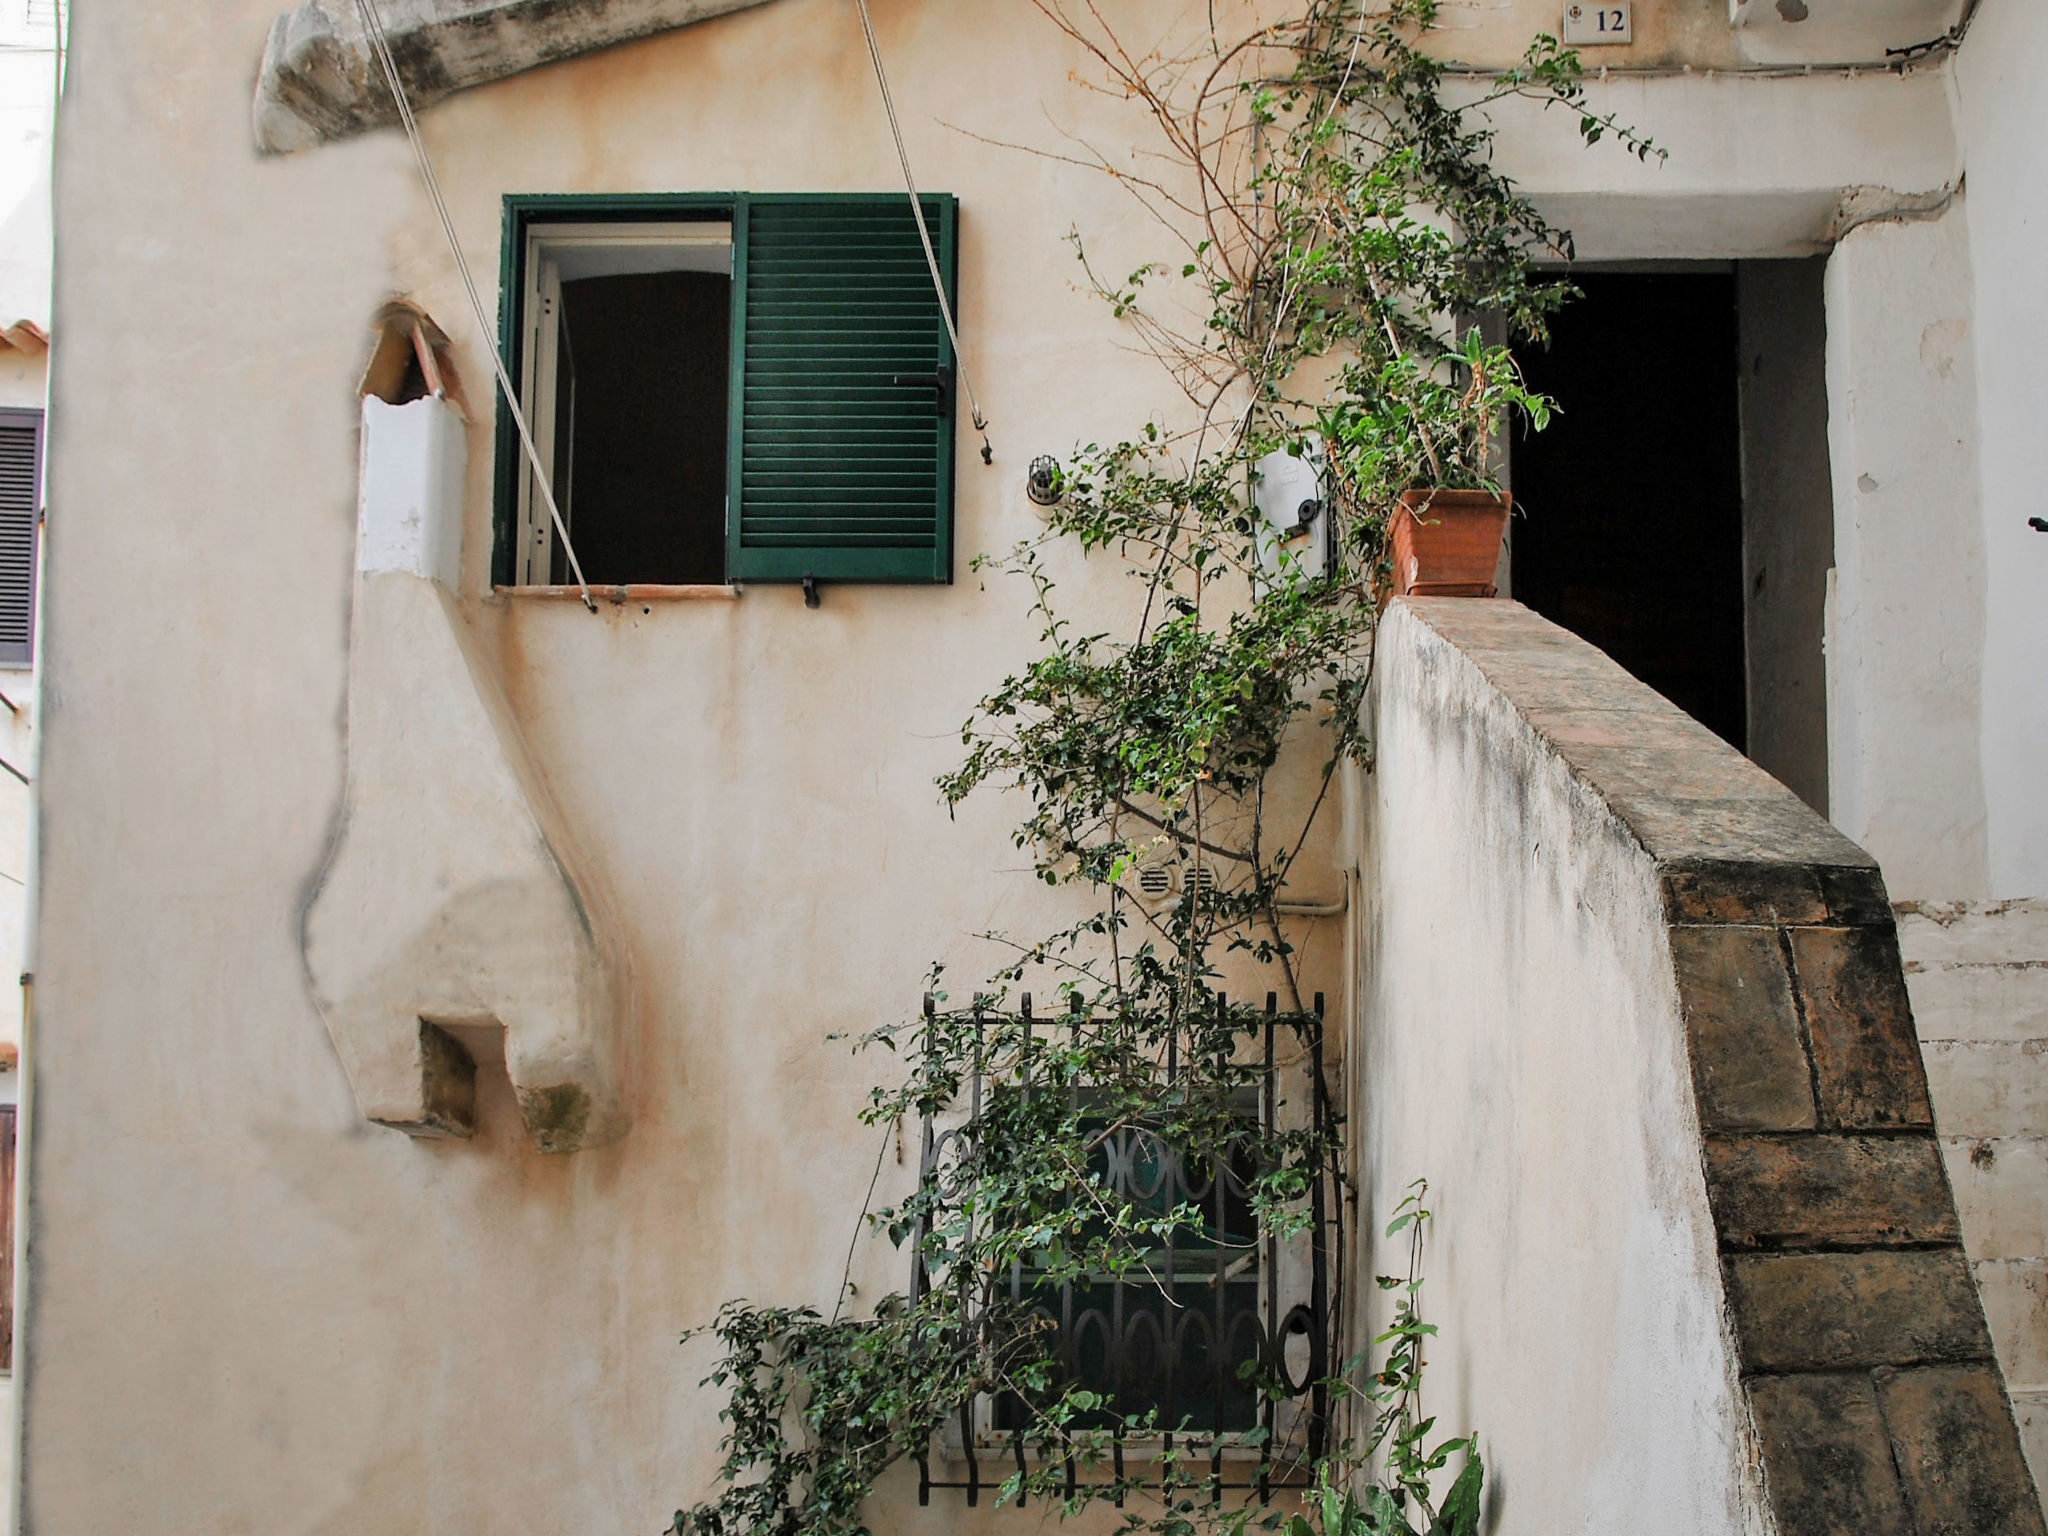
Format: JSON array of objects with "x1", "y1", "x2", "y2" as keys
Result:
[{"x1": 23, "y1": 0, "x2": 2043, "y2": 1529}]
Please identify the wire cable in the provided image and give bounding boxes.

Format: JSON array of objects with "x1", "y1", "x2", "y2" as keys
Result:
[
  {"x1": 351, "y1": 0, "x2": 597, "y2": 609},
  {"x1": 853, "y1": 0, "x2": 993, "y2": 465}
]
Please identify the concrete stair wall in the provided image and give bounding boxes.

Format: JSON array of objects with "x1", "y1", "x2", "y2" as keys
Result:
[{"x1": 1902, "y1": 900, "x2": 2048, "y2": 1491}]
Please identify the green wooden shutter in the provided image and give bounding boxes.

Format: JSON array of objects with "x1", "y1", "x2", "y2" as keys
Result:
[
  {"x1": 728, "y1": 194, "x2": 957, "y2": 583},
  {"x1": 0, "y1": 410, "x2": 39, "y2": 666}
]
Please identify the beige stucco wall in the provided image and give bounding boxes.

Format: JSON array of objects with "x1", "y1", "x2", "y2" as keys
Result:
[
  {"x1": 26, "y1": 0, "x2": 2036, "y2": 1529},
  {"x1": 29, "y1": 3, "x2": 1358, "y2": 1529},
  {"x1": 1953, "y1": 0, "x2": 2048, "y2": 902}
]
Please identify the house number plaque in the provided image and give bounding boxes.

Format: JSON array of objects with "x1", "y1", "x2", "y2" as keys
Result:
[{"x1": 1563, "y1": 2, "x2": 1633, "y2": 43}]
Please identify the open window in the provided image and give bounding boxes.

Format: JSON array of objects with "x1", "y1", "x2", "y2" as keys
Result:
[{"x1": 495, "y1": 194, "x2": 960, "y2": 592}]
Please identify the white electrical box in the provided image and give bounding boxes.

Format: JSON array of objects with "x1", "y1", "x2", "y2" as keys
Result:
[
  {"x1": 1253, "y1": 445, "x2": 1333, "y2": 583},
  {"x1": 1563, "y1": 2, "x2": 1633, "y2": 44}
]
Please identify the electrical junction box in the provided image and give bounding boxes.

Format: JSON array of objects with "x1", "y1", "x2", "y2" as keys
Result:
[
  {"x1": 1563, "y1": 2, "x2": 1633, "y2": 43},
  {"x1": 1253, "y1": 445, "x2": 1333, "y2": 583}
]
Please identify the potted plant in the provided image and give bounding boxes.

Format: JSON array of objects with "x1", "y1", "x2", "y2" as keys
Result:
[{"x1": 1316, "y1": 257, "x2": 1560, "y2": 603}]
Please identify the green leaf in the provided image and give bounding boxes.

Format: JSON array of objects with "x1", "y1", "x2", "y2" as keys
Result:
[{"x1": 1427, "y1": 1452, "x2": 1484, "y2": 1536}]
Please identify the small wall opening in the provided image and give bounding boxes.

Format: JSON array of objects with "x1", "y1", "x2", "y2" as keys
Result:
[{"x1": 1509, "y1": 264, "x2": 1834, "y2": 810}]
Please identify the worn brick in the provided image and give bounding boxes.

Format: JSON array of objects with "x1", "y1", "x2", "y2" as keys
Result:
[
  {"x1": 1725, "y1": 1250, "x2": 1991, "y2": 1373},
  {"x1": 1705, "y1": 1134, "x2": 1960, "y2": 1250},
  {"x1": 1663, "y1": 860, "x2": 1830, "y2": 926},
  {"x1": 1791, "y1": 927, "x2": 1935, "y2": 1130},
  {"x1": 1749, "y1": 1372, "x2": 1912, "y2": 1536},
  {"x1": 1817, "y1": 864, "x2": 1894, "y2": 926},
  {"x1": 1877, "y1": 1364, "x2": 2048, "y2": 1536},
  {"x1": 1671, "y1": 926, "x2": 1816, "y2": 1132}
]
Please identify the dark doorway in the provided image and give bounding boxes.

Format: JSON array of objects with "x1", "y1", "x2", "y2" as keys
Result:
[
  {"x1": 1510, "y1": 271, "x2": 1749, "y2": 750},
  {"x1": 553, "y1": 270, "x2": 731, "y2": 585}
]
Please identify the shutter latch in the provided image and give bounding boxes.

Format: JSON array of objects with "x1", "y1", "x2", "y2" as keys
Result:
[{"x1": 891, "y1": 365, "x2": 953, "y2": 419}]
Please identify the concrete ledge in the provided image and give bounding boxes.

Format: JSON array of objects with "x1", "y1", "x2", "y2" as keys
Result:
[
  {"x1": 1375, "y1": 599, "x2": 2045, "y2": 1535},
  {"x1": 254, "y1": 0, "x2": 787, "y2": 152}
]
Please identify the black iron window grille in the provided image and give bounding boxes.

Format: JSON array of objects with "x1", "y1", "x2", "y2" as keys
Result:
[{"x1": 909, "y1": 992, "x2": 1337, "y2": 1508}]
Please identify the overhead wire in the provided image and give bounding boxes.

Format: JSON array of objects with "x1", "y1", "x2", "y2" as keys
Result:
[
  {"x1": 351, "y1": 0, "x2": 597, "y2": 610},
  {"x1": 853, "y1": 0, "x2": 994, "y2": 466}
]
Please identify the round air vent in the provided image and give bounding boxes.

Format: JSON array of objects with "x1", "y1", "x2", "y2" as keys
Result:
[{"x1": 1135, "y1": 863, "x2": 1178, "y2": 901}]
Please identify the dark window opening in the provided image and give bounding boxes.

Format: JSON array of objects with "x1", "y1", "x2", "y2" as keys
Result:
[
  {"x1": 509, "y1": 218, "x2": 733, "y2": 588},
  {"x1": 549, "y1": 271, "x2": 731, "y2": 586}
]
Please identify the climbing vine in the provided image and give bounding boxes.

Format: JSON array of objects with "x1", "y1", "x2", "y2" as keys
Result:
[{"x1": 672, "y1": 5, "x2": 1654, "y2": 1534}]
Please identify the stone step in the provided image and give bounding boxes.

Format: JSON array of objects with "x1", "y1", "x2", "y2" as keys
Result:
[
  {"x1": 1977, "y1": 1259, "x2": 2048, "y2": 1392},
  {"x1": 1943, "y1": 1137, "x2": 2048, "y2": 1259},
  {"x1": 1900, "y1": 901, "x2": 2048, "y2": 1504},
  {"x1": 1924, "y1": 1044, "x2": 2048, "y2": 1138}
]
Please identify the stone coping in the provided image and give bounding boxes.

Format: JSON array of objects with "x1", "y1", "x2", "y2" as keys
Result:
[{"x1": 1398, "y1": 598, "x2": 2046, "y2": 1535}]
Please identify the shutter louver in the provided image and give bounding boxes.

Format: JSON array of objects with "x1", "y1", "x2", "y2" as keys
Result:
[
  {"x1": 729, "y1": 195, "x2": 957, "y2": 583},
  {"x1": 0, "y1": 413, "x2": 38, "y2": 665}
]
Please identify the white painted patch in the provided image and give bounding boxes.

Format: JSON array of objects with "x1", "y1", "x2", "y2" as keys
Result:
[{"x1": 356, "y1": 395, "x2": 464, "y2": 592}]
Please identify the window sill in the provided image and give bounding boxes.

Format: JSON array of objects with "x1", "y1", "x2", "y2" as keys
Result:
[{"x1": 493, "y1": 584, "x2": 742, "y2": 604}]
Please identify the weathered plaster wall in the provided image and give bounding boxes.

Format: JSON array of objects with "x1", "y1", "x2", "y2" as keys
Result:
[
  {"x1": 1483, "y1": 64, "x2": 1960, "y2": 261},
  {"x1": 29, "y1": 0, "x2": 2021, "y2": 1527},
  {"x1": 249, "y1": 0, "x2": 1973, "y2": 149},
  {"x1": 29, "y1": 2, "x2": 1357, "y2": 1529},
  {"x1": 1352, "y1": 603, "x2": 1761, "y2": 1536},
  {"x1": 253, "y1": 0, "x2": 788, "y2": 151},
  {"x1": 1822, "y1": 201, "x2": 1989, "y2": 900},
  {"x1": 1953, "y1": 0, "x2": 2048, "y2": 902}
]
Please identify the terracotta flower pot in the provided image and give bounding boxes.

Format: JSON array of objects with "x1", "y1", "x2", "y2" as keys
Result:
[{"x1": 1390, "y1": 488, "x2": 1511, "y2": 598}]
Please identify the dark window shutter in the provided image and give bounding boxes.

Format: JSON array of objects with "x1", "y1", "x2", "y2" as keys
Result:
[
  {"x1": 728, "y1": 194, "x2": 957, "y2": 584},
  {"x1": 0, "y1": 411, "x2": 38, "y2": 666}
]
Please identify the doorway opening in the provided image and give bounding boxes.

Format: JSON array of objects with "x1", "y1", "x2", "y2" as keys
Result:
[{"x1": 1508, "y1": 262, "x2": 1835, "y2": 812}]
